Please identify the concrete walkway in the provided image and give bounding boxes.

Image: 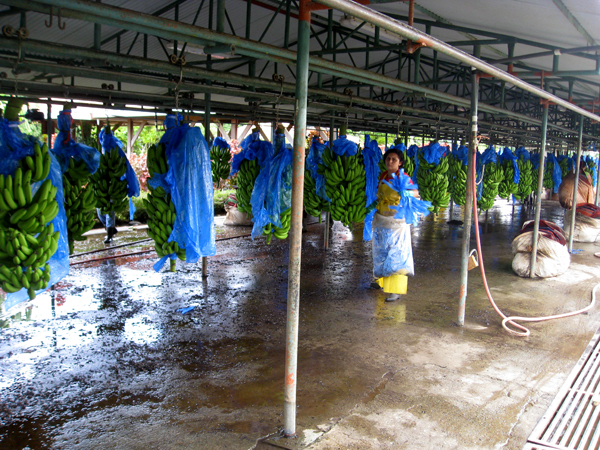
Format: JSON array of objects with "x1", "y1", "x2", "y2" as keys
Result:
[{"x1": 1, "y1": 200, "x2": 599, "y2": 450}]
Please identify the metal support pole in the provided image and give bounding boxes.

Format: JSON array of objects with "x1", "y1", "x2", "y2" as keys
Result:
[
  {"x1": 283, "y1": 0, "x2": 310, "y2": 438},
  {"x1": 216, "y1": 0, "x2": 225, "y2": 33},
  {"x1": 458, "y1": 69, "x2": 478, "y2": 327},
  {"x1": 530, "y1": 105, "x2": 549, "y2": 278},
  {"x1": 568, "y1": 117, "x2": 584, "y2": 252},
  {"x1": 94, "y1": 0, "x2": 101, "y2": 51},
  {"x1": 46, "y1": 103, "x2": 52, "y2": 150}
]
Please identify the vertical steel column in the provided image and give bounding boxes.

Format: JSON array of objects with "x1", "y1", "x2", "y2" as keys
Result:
[
  {"x1": 46, "y1": 103, "x2": 52, "y2": 150},
  {"x1": 216, "y1": 0, "x2": 225, "y2": 32},
  {"x1": 530, "y1": 105, "x2": 549, "y2": 278},
  {"x1": 94, "y1": 0, "x2": 101, "y2": 50},
  {"x1": 568, "y1": 117, "x2": 584, "y2": 252},
  {"x1": 458, "y1": 69, "x2": 478, "y2": 327},
  {"x1": 284, "y1": 0, "x2": 311, "y2": 436}
]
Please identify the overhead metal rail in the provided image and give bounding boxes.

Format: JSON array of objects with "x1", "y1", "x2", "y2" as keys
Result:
[
  {"x1": 2, "y1": 0, "x2": 599, "y2": 137},
  {"x1": 313, "y1": 0, "x2": 600, "y2": 124}
]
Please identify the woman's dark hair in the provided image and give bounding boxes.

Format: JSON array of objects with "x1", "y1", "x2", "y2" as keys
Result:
[{"x1": 383, "y1": 148, "x2": 404, "y2": 166}]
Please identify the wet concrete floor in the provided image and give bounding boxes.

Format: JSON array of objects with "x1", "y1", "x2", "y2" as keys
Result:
[{"x1": 1, "y1": 199, "x2": 600, "y2": 449}]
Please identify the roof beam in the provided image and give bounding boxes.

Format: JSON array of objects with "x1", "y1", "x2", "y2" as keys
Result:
[{"x1": 551, "y1": 0, "x2": 596, "y2": 46}]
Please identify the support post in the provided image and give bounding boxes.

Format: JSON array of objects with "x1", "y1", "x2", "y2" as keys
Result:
[
  {"x1": 284, "y1": 0, "x2": 311, "y2": 437},
  {"x1": 530, "y1": 105, "x2": 549, "y2": 278},
  {"x1": 458, "y1": 69, "x2": 478, "y2": 327},
  {"x1": 203, "y1": 79, "x2": 212, "y2": 278},
  {"x1": 568, "y1": 117, "x2": 584, "y2": 252},
  {"x1": 127, "y1": 118, "x2": 133, "y2": 158},
  {"x1": 47, "y1": 103, "x2": 52, "y2": 150}
]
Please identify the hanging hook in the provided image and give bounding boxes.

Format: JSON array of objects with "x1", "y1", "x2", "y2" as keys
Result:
[
  {"x1": 45, "y1": 7, "x2": 66, "y2": 30},
  {"x1": 45, "y1": 7, "x2": 53, "y2": 28}
]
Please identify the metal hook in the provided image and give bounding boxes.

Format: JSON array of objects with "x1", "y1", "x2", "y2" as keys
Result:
[
  {"x1": 57, "y1": 9, "x2": 66, "y2": 30},
  {"x1": 45, "y1": 7, "x2": 66, "y2": 30},
  {"x1": 45, "y1": 7, "x2": 53, "y2": 28}
]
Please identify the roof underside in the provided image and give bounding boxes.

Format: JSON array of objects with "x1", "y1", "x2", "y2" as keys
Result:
[{"x1": 0, "y1": 0, "x2": 599, "y2": 147}]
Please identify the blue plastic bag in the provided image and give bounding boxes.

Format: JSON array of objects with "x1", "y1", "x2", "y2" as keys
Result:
[
  {"x1": 212, "y1": 136, "x2": 230, "y2": 152},
  {"x1": 372, "y1": 220, "x2": 413, "y2": 278},
  {"x1": 498, "y1": 147, "x2": 520, "y2": 184},
  {"x1": 383, "y1": 171, "x2": 432, "y2": 225},
  {"x1": 230, "y1": 131, "x2": 273, "y2": 176},
  {"x1": 306, "y1": 136, "x2": 330, "y2": 202},
  {"x1": 152, "y1": 124, "x2": 216, "y2": 271},
  {"x1": 250, "y1": 134, "x2": 292, "y2": 239},
  {"x1": 0, "y1": 118, "x2": 69, "y2": 309},
  {"x1": 546, "y1": 153, "x2": 562, "y2": 193},
  {"x1": 515, "y1": 146, "x2": 530, "y2": 161},
  {"x1": 362, "y1": 135, "x2": 384, "y2": 241},
  {"x1": 52, "y1": 110, "x2": 100, "y2": 175},
  {"x1": 452, "y1": 145, "x2": 468, "y2": 166},
  {"x1": 331, "y1": 135, "x2": 358, "y2": 157},
  {"x1": 98, "y1": 127, "x2": 140, "y2": 220}
]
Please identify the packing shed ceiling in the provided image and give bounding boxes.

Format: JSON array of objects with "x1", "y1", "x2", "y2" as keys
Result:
[{"x1": 0, "y1": 0, "x2": 599, "y2": 146}]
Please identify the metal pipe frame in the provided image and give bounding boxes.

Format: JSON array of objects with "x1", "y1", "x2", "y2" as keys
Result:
[
  {"x1": 2, "y1": 0, "x2": 598, "y2": 132},
  {"x1": 313, "y1": 0, "x2": 600, "y2": 122},
  {"x1": 458, "y1": 68, "x2": 478, "y2": 327},
  {"x1": 283, "y1": 0, "x2": 311, "y2": 437},
  {"x1": 529, "y1": 105, "x2": 549, "y2": 278},
  {"x1": 567, "y1": 118, "x2": 584, "y2": 253}
]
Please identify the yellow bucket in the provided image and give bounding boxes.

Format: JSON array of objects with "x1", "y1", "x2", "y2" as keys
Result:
[{"x1": 377, "y1": 274, "x2": 408, "y2": 295}]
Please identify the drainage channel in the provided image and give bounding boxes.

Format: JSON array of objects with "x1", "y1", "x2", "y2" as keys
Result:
[{"x1": 525, "y1": 327, "x2": 600, "y2": 449}]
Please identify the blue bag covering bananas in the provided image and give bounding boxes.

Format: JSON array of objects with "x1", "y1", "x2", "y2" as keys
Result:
[
  {"x1": 145, "y1": 142, "x2": 185, "y2": 262},
  {"x1": 415, "y1": 143, "x2": 450, "y2": 214}
]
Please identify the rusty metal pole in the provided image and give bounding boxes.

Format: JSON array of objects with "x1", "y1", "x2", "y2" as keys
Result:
[
  {"x1": 568, "y1": 117, "x2": 584, "y2": 252},
  {"x1": 283, "y1": 0, "x2": 310, "y2": 437},
  {"x1": 530, "y1": 104, "x2": 549, "y2": 277},
  {"x1": 458, "y1": 69, "x2": 478, "y2": 327}
]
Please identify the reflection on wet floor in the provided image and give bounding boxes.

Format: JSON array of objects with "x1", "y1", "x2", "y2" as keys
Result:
[{"x1": 1, "y1": 202, "x2": 599, "y2": 449}]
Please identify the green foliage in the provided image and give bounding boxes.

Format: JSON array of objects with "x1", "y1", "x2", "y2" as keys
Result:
[
  {"x1": 115, "y1": 191, "x2": 149, "y2": 223},
  {"x1": 113, "y1": 126, "x2": 162, "y2": 155}
]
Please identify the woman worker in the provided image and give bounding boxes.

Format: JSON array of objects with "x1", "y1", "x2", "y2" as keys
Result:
[{"x1": 373, "y1": 147, "x2": 418, "y2": 302}]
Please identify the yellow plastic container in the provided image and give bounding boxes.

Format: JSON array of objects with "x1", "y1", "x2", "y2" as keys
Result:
[{"x1": 377, "y1": 274, "x2": 408, "y2": 294}]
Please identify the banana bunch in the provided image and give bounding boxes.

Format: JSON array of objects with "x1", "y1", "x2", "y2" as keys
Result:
[
  {"x1": 146, "y1": 143, "x2": 168, "y2": 178},
  {"x1": 210, "y1": 144, "x2": 231, "y2": 184},
  {"x1": 479, "y1": 162, "x2": 504, "y2": 211},
  {"x1": 514, "y1": 157, "x2": 534, "y2": 201},
  {"x1": 584, "y1": 158, "x2": 597, "y2": 183},
  {"x1": 262, "y1": 208, "x2": 291, "y2": 244},
  {"x1": 416, "y1": 153, "x2": 450, "y2": 214},
  {"x1": 558, "y1": 157, "x2": 570, "y2": 178},
  {"x1": 145, "y1": 143, "x2": 186, "y2": 262},
  {"x1": 447, "y1": 155, "x2": 467, "y2": 206},
  {"x1": 403, "y1": 154, "x2": 415, "y2": 178},
  {"x1": 0, "y1": 156, "x2": 60, "y2": 299},
  {"x1": 497, "y1": 161, "x2": 519, "y2": 199},
  {"x1": 304, "y1": 169, "x2": 329, "y2": 221},
  {"x1": 235, "y1": 158, "x2": 260, "y2": 216},
  {"x1": 322, "y1": 147, "x2": 368, "y2": 229},
  {"x1": 543, "y1": 159, "x2": 554, "y2": 190},
  {"x1": 91, "y1": 146, "x2": 128, "y2": 215},
  {"x1": 63, "y1": 158, "x2": 96, "y2": 254}
]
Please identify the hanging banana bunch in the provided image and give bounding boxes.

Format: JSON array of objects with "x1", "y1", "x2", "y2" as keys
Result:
[
  {"x1": 558, "y1": 156, "x2": 570, "y2": 178},
  {"x1": 91, "y1": 146, "x2": 128, "y2": 215},
  {"x1": 497, "y1": 161, "x2": 519, "y2": 199},
  {"x1": 63, "y1": 158, "x2": 96, "y2": 254},
  {"x1": 447, "y1": 154, "x2": 468, "y2": 206},
  {"x1": 322, "y1": 147, "x2": 368, "y2": 229},
  {"x1": 304, "y1": 168, "x2": 329, "y2": 220},
  {"x1": 144, "y1": 142, "x2": 186, "y2": 262},
  {"x1": 514, "y1": 157, "x2": 533, "y2": 201},
  {"x1": 479, "y1": 162, "x2": 504, "y2": 211},
  {"x1": 403, "y1": 153, "x2": 416, "y2": 178},
  {"x1": 235, "y1": 158, "x2": 260, "y2": 216},
  {"x1": 0, "y1": 142, "x2": 60, "y2": 299},
  {"x1": 542, "y1": 157, "x2": 554, "y2": 190},
  {"x1": 416, "y1": 151, "x2": 450, "y2": 214},
  {"x1": 210, "y1": 138, "x2": 231, "y2": 186}
]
